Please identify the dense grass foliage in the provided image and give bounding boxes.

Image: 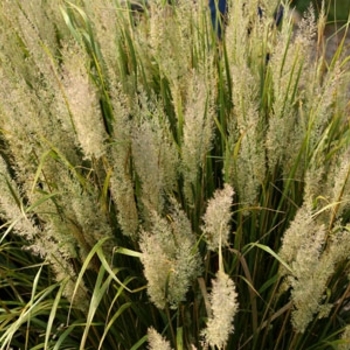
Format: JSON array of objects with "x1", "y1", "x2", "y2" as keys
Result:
[
  {"x1": 294, "y1": 0, "x2": 350, "y2": 21},
  {"x1": 1, "y1": 0, "x2": 350, "y2": 349}
]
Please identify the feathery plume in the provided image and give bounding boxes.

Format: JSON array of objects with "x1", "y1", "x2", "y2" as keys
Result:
[
  {"x1": 69, "y1": 180, "x2": 114, "y2": 261},
  {"x1": 61, "y1": 43, "x2": 107, "y2": 160},
  {"x1": 279, "y1": 203, "x2": 316, "y2": 267},
  {"x1": 266, "y1": 21, "x2": 305, "y2": 172},
  {"x1": 132, "y1": 93, "x2": 179, "y2": 218},
  {"x1": 279, "y1": 203, "x2": 350, "y2": 333},
  {"x1": 287, "y1": 222, "x2": 327, "y2": 333},
  {"x1": 140, "y1": 207, "x2": 201, "y2": 309},
  {"x1": 181, "y1": 69, "x2": 215, "y2": 204},
  {"x1": 226, "y1": 64, "x2": 265, "y2": 207},
  {"x1": 324, "y1": 148, "x2": 350, "y2": 221},
  {"x1": 201, "y1": 270, "x2": 239, "y2": 349},
  {"x1": 224, "y1": 0, "x2": 251, "y2": 66},
  {"x1": 0, "y1": 156, "x2": 38, "y2": 241},
  {"x1": 148, "y1": 1, "x2": 192, "y2": 82},
  {"x1": 202, "y1": 184, "x2": 234, "y2": 251},
  {"x1": 147, "y1": 327, "x2": 173, "y2": 350},
  {"x1": 104, "y1": 73, "x2": 139, "y2": 238}
]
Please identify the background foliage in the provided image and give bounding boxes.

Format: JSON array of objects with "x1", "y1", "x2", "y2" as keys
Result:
[{"x1": 294, "y1": 0, "x2": 350, "y2": 21}]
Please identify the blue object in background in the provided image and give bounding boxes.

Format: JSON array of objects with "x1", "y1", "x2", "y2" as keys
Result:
[
  {"x1": 274, "y1": 4, "x2": 284, "y2": 26},
  {"x1": 209, "y1": 0, "x2": 227, "y2": 39}
]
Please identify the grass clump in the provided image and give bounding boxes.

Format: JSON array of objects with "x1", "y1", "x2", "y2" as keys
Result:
[{"x1": 1, "y1": 0, "x2": 350, "y2": 349}]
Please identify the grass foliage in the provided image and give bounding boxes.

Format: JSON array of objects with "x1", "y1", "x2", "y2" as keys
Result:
[{"x1": 1, "y1": 0, "x2": 350, "y2": 349}]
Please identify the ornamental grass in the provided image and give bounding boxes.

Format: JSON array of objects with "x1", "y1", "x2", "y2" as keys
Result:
[{"x1": 1, "y1": 0, "x2": 350, "y2": 349}]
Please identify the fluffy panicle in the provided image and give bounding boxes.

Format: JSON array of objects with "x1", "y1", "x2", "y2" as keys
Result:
[
  {"x1": 147, "y1": 327, "x2": 173, "y2": 350},
  {"x1": 265, "y1": 108, "x2": 297, "y2": 176},
  {"x1": 0, "y1": 2, "x2": 40, "y2": 85},
  {"x1": 1, "y1": 0, "x2": 70, "y2": 111},
  {"x1": 0, "y1": 74, "x2": 45, "y2": 183},
  {"x1": 15, "y1": 0, "x2": 57, "y2": 51},
  {"x1": 307, "y1": 65, "x2": 342, "y2": 151},
  {"x1": 61, "y1": 43, "x2": 107, "y2": 160},
  {"x1": 323, "y1": 146, "x2": 350, "y2": 221},
  {"x1": 1, "y1": 38, "x2": 80, "y2": 174},
  {"x1": 202, "y1": 184, "x2": 234, "y2": 251},
  {"x1": 265, "y1": 13, "x2": 309, "y2": 173},
  {"x1": 289, "y1": 227, "x2": 350, "y2": 333},
  {"x1": 0, "y1": 156, "x2": 38, "y2": 241},
  {"x1": 225, "y1": 0, "x2": 251, "y2": 66},
  {"x1": 15, "y1": 2, "x2": 59, "y2": 87},
  {"x1": 140, "y1": 208, "x2": 201, "y2": 309},
  {"x1": 109, "y1": 172, "x2": 139, "y2": 237},
  {"x1": 148, "y1": 2, "x2": 168, "y2": 54},
  {"x1": 181, "y1": 69, "x2": 215, "y2": 204},
  {"x1": 132, "y1": 94, "x2": 179, "y2": 217},
  {"x1": 279, "y1": 204, "x2": 316, "y2": 267},
  {"x1": 287, "y1": 222, "x2": 327, "y2": 333},
  {"x1": 69, "y1": 181, "x2": 114, "y2": 261},
  {"x1": 0, "y1": 4, "x2": 80, "y2": 170},
  {"x1": 329, "y1": 228, "x2": 350, "y2": 263},
  {"x1": 279, "y1": 203, "x2": 350, "y2": 333},
  {"x1": 294, "y1": 4, "x2": 317, "y2": 62},
  {"x1": 131, "y1": 118, "x2": 158, "y2": 214},
  {"x1": 227, "y1": 65, "x2": 265, "y2": 206},
  {"x1": 303, "y1": 152, "x2": 327, "y2": 204},
  {"x1": 304, "y1": 143, "x2": 350, "y2": 223},
  {"x1": 31, "y1": 221, "x2": 78, "y2": 260},
  {"x1": 148, "y1": 1, "x2": 192, "y2": 82},
  {"x1": 278, "y1": 204, "x2": 322, "y2": 332},
  {"x1": 81, "y1": 1, "x2": 119, "y2": 66},
  {"x1": 0, "y1": 6, "x2": 25, "y2": 77},
  {"x1": 107, "y1": 82, "x2": 138, "y2": 238},
  {"x1": 201, "y1": 271, "x2": 239, "y2": 348}
]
